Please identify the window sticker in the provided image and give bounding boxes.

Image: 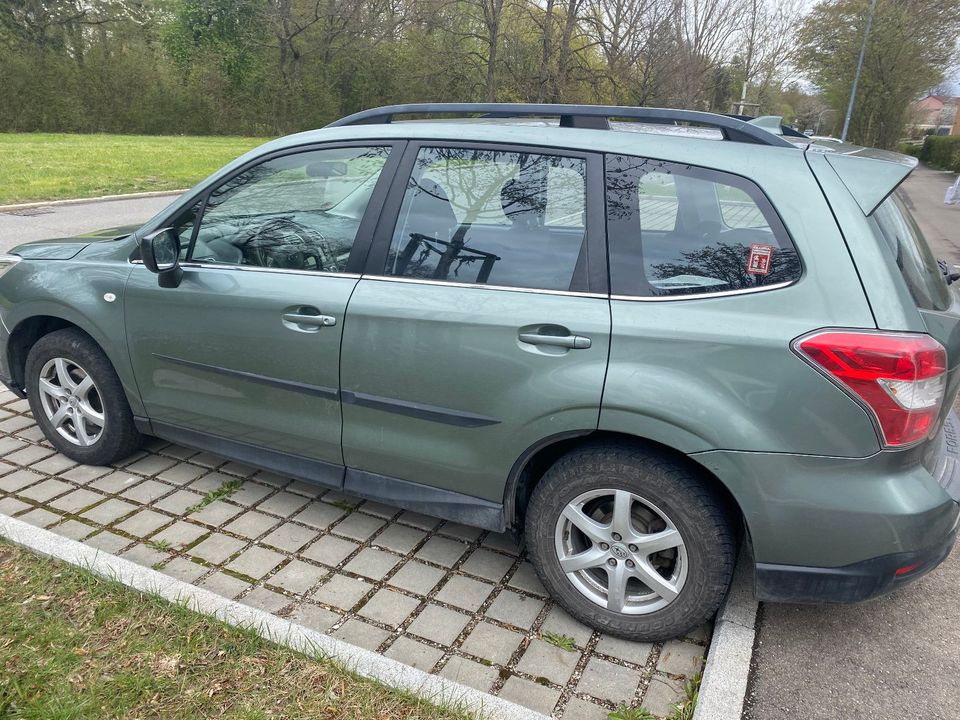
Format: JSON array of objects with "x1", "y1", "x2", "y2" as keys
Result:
[{"x1": 746, "y1": 243, "x2": 774, "y2": 276}]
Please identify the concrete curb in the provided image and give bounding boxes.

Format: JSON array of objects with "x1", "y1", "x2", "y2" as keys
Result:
[
  {"x1": 0, "y1": 190, "x2": 186, "y2": 213},
  {"x1": 692, "y1": 552, "x2": 758, "y2": 720},
  {"x1": 0, "y1": 512, "x2": 548, "y2": 720}
]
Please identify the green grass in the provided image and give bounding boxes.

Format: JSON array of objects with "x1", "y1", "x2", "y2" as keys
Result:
[
  {"x1": 0, "y1": 133, "x2": 271, "y2": 204},
  {"x1": 0, "y1": 541, "x2": 471, "y2": 719},
  {"x1": 541, "y1": 631, "x2": 576, "y2": 651},
  {"x1": 185, "y1": 478, "x2": 244, "y2": 514}
]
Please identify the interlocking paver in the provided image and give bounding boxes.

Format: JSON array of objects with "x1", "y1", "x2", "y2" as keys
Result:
[
  {"x1": 314, "y1": 574, "x2": 373, "y2": 610},
  {"x1": 120, "y1": 479, "x2": 172, "y2": 504},
  {"x1": 225, "y1": 545, "x2": 285, "y2": 579},
  {"x1": 189, "y1": 500, "x2": 242, "y2": 527},
  {"x1": 81, "y1": 498, "x2": 137, "y2": 524},
  {"x1": 121, "y1": 543, "x2": 168, "y2": 567},
  {"x1": 189, "y1": 452, "x2": 227, "y2": 468},
  {"x1": 115, "y1": 509, "x2": 171, "y2": 537},
  {"x1": 343, "y1": 547, "x2": 400, "y2": 580},
  {"x1": 48, "y1": 488, "x2": 101, "y2": 513},
  {"x1": 541, "y1": 605, "x2": 594, "y2": 648},
  {"x1": 84, "y1": 530, "x2": 130, "y2": 554},
  {"x1": 291, "y1": 501, "x2": 345, "y2": 530},
  {"x1": 18, "y1": 476, "x2": 69, "y2": 501},
  {"x1": 596, "y1": 634, "x2": 654, "y2": 665},
  {"x1": 257, "y1": 490, "x2": 309, "y2": 518},
  {"x1": 302, "y1": 535, "x2": 358, "y2": 567},
  {"x1": 157, "y1": 462, "x2": 204, "y2": 485},
  {"x1": 332, "y1": 619, "x2": 390, "y2": 652},
  {"x1": 285, "y1": 479, "x2": 324, "y2": 497},
  {"x1": 0, "y1": 460, "x2": 17, "y2": 476},
  {"x1": 462, "y1": 548, "x2": 515, "y2": 582},
  {"x1": 562, "y1": 698, "x2": 611, "y2": 720},
  {"x1": 415, "y1": 536, "x2": 468, "y2": 567},
  {"x1": 461, "y1": 621, "x2": 523, "y2": 665},
  {"x1": 486, "y1": 589, "x2": 545, "y2": 628},
  {"x1": 220, "y1": 461, "x2": 258, "y2": 478},
  {"x1": 0, "y1": 468, "x2": 44, "y2": 492},
  {"x1": 199, "y1": 571, "x2": 250, "y2": 599},
  {"x1": 252, "y1": 470, "x2": 288, "y2": 488},
  {"x1": 228, "y1": 482, "x2": 273, "y2": 506},
  {"x1": 241, "y1": 586, "x2": 291, "y2": 613},
  {"x1": 396, "y1": 510, "x2": 441, "y2": 530},
  {"x1": 268, "y1": 559, "x2": 327, "y2": 594},
  {"x1": 438, "y1": 656, "x2": 498, "y2": 692},
  {"x1": 190, "y1": 533, "x2": 246, "y2": 565},
  {"x1": 161, "y1": 557, "x2": 207, "y2": 583},
  {"x1": 508, "y1": 561, "x2": 548, "y2": 596},
  {"x1": 0, "y1": 496, "x2": 30, "y2": 515},
  {"x1": 332, "y1": 512, "x2": 386, "y2": 541},
  {"x1": 437, "y1": 522, "x2": 484, "y2": 542},
  {"x1": 388, "y1": 560, "x2": 446, "y2": 595},
  {"x1": 384, "y1": 637, "x2": 443, "y2": 671},
  {"x1": 516, "y1": 638, "x2": 581, "y2": 686},
  {"x1": 407, "y1": 603, "x2": 471, "y2": 645},
  {"x1": 155, "y1": 489, "x2": 206, "y2": 515},
  {"x1": 483, "y1": 532, "x2": 522, "y2": 555},
  {"x1": 125, "y1": 455, "x2": 178, "y2": 476},
  {"x1": 30, "y1": 453, "x2": 76, "y2": 475},
  {"x1": 189, "y1": 471, "x2": 231, "y2": 494},
  {"x1": 59, "y1": 464, "x2": 110, "y2": 484},
  {"x1": 289, "y1": 603, "x2": 341, "y2": 632},
  {"x1": 357, "y1": 500, "x2": 396, "y2": 518},
  {"x1": 19, "y1": 507, "x2": 60, "y2": 527},
  {"x1": 159, "y1": 445, "x2": 196, "y2": 460},
  {"x1": 373, "y1": 523, "x2": 426, "y2": 553},
  {"x1": 578, "y1": 656, "x2": 641, "y2": 704},
  {"x1": 499, "y1": 676, "x2": 560, "y2": 715},
  {"x1": 5, "y1": 444, "x2": 54, "y2": 466},
  {"x1": 642, "y1": 674, "x2": 687, "y2": 717},
  {"x1": 224, "y1": 511, "x2": 278, "y2": 539},
  {"x1": 53, "y1": 519, "x2": 97, "y2": 540},
  {"x1": 657, "y1": 640, "x2": 704, "y2": 676},
  {"x1": 150, "y1": 520, "x2": 208, "y2": 549},
  {"x1": 90, "y1": 471, "x2": 142, "y2": 494},
  {"x1": 435, "y1": 575, "x2": 494, "y2": 612},
  {"x1": 358, "y1": 588, "x2": 420, "y2": 627},
  {"x1": 262, "y1": 523, "x2": 317, "y2": 552}
]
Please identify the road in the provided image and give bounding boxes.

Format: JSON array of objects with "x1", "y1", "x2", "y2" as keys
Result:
[
  {"x1": 745, "y1": 163, "x2": 960, "y2": 720},
  {"x1": 0, "y1": 193, "x2": 181, "y2": 254}
]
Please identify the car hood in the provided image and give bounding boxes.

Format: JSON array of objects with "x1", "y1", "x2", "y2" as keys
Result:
[{"x1": 11, "y1": 224, "x2": 140, "y2": 260}]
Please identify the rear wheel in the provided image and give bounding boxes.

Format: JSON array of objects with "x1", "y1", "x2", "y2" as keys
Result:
[
  {"x1": 525, "y1": 442, "x2": 735, "y2": 640},
  {"x1": 26, "y1": 328, "x2": 141, "y2": 465}
]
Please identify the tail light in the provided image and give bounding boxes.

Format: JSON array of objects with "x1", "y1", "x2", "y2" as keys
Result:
[{"x1": 793, "y1": 330, "x2": 947, "y2": 448}]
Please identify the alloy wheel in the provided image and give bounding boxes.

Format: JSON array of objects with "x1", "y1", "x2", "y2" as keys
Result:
[
  {"x1": 37, "y1": 357, "x2": 105, "y2": 447},
  {"x1": 554, "y1": 488, "x2": 688, "y2": 615}
]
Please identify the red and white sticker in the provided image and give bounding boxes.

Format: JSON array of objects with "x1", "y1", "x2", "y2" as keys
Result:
[{"x1": 746, "y1": 243, "x2": 774, "y2": 276}]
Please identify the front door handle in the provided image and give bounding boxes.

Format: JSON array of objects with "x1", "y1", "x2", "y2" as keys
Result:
[
  {"x1": 518, "y1": 332, "x2": 591, "y2": 349},
  {"x1": 282, "y1": 306, "x2": 337, "y2": 333}
]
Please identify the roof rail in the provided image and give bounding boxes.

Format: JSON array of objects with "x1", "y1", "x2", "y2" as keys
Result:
[{"x1": 326, "y1": 103, "x2": 796, "y2": 148}]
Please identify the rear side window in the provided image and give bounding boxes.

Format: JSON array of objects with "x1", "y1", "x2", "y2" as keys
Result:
[
  {"x1": 605, "y1": 154, "x2": 800, "y2": 297},
  {"x1": 384, "y1": 146, "x2": 587, "y2": 291},
  {"x1": 871, "y1": 194, "x2": 950, "y2": 311}
]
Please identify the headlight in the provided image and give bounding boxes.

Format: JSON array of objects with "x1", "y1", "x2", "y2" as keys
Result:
[{"x1": 0, "y1": 255, "x2": 20, "y2": 279}]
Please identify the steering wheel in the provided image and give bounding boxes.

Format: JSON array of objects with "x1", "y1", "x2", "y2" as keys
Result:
[{"x1": 241, "y1": 217, "x2": 330, "y2": 271}]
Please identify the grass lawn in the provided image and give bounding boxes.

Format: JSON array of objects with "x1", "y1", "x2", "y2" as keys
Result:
[
  {"x1": 0, "y1": 133, "x2": 271, "y2": 205},
  {"x1": 0, "y1": 542, "x2": 470, "y2": 720}
]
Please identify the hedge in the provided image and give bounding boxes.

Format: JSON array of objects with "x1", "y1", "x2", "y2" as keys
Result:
[{"x1": 919, "y1": 135, "x2": 960, "y2": 172}]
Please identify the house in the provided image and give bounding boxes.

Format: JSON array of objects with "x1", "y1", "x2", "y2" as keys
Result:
[{"x1": 912, "y1": 95, "x2": 958, "y2": 135}]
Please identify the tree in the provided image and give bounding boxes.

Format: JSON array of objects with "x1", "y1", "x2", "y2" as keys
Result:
[{"x1": 796, "y1": 0, "x2": 960, "y2": 148}]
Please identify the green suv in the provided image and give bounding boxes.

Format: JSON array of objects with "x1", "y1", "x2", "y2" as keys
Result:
[{"x1": 1, "y1": 104, "x2": 958, "y2": 641}]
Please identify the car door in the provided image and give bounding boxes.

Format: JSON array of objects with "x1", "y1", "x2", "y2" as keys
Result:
[
  {"x1": 339, "y1": 142, "x2": 610, "y2": 513},
  {"x1": 125, "y1": 143, "x2": 401, "y2": 485}
]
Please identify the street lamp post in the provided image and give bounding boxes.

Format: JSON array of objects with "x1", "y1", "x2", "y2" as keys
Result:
[
  {"x1": 814, "y1": 108, "x2": 837, "y2": 135},
  {"x1": 841, "y1": 0, "x2": 878, "y2": 142}
]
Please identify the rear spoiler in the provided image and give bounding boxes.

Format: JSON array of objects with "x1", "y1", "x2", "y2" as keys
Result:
[{"x1": 806, "y1": 145, "x2": 918, "y2": 216}]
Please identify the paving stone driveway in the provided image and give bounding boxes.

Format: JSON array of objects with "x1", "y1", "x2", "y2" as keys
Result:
[{"x1": 0, "y1": 387, "x2": 707, "y2": 718}]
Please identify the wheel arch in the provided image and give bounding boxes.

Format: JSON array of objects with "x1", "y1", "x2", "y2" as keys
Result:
[{"x1": 504, "y1": 429, "x2": 748, "y2": 541}]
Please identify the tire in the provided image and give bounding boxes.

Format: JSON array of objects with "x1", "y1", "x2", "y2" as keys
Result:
[
  {"x1": 25, "y1": 328, "x2": 141, "y2": 465},
  {"x1": 525, "y1": 442, "x2": 735, "y2": 641}
]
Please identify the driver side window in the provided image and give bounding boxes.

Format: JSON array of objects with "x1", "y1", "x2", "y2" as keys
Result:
[{"x1": 184, "y1": 146, "x2": 391, "y2": 273}]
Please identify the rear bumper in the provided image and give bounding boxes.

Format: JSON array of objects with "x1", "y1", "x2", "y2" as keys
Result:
[
  {"x1": 695, "y1": 412, "x2": 960, "y2": 603},
  {"x1": 755, "y1": 525, "x2": 957, "y2": 603}
]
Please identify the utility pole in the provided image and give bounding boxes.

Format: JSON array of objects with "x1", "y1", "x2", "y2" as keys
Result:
[{"x1": 841, "y1": 0, "x2": 878, "y2": 142}]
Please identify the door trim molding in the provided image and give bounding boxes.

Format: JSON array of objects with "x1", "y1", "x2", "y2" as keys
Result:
[
  {"x1": 153, "y1": 354, "x2": 340, "y2": 400},
  {"x1": 340, "y1": 390, "x2": 500, "y2": 428}
]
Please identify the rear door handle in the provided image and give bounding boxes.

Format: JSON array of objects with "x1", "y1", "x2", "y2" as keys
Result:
[{"x1": 518, "y1": 332, "x2": 591, "y2": 349}]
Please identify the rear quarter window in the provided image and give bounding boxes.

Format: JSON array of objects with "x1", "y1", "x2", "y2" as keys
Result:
[
  {"x1": 871, "y1": 194, "x2": 950, "y2": 311},
  {"x1": 605, "y1": 154, "x2": 801, "y2": 297}
]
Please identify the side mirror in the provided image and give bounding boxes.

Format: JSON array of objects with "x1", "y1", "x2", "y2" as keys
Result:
[{"x1": 140, "y1": 228, "x2": 182, "y2": 288}]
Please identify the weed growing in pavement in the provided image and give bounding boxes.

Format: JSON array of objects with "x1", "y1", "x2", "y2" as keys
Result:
[
  {"x1": 185, "y1": 479, "x2": 243, "y2": 514},
  {"x1": 541, "y1": 631, "x2": 576, "y2": 651},
  {"x1": 665, "y1": 671, "x2": 701, "y2": 720},
  {"x1": 608, "y1": 705, "x2": 656, "y2": 720}
]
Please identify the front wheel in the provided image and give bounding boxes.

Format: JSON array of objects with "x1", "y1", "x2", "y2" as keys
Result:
[
  {"x1": 25, "y1": 328, "x2": 141, "y2": 465},
  {"x1": 525, "y1": 443, "x2": 736, "y2": 641}
]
